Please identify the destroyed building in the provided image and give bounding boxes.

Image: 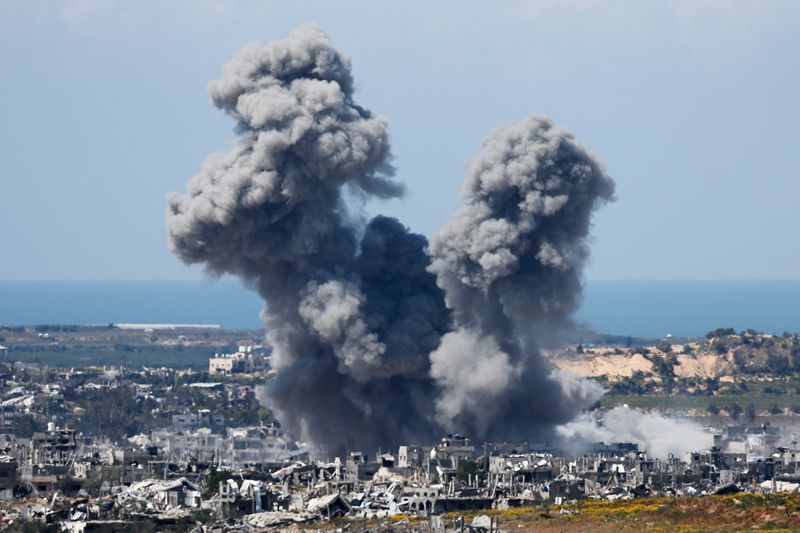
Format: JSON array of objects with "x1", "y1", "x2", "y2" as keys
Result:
[{"x1": 0, "y1": 455, "x2": 16, "y2": 500}]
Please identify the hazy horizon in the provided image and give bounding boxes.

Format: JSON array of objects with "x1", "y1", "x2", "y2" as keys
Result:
[{"x1": 3, "y1": 279, "x2": 800, "y2": 338}]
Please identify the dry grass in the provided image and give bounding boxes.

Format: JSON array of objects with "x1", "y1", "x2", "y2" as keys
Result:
[
  {"x1": 499, "y1": 493, "x2": 800, "y2": 532},
  {"x1": 314, "y1": 494, "x2": 800, "y2": 532}
]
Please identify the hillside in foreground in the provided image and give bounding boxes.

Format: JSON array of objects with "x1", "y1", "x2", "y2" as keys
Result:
[{"x1": 337, "y1": 493, "x2": 800, "y2": 532}]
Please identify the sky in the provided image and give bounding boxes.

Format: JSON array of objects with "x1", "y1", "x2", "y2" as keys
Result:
[{"x1": 0, "y1": 0, "x2": 798, "y2": 281}]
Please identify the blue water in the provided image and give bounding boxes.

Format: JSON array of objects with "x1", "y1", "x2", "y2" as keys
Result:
[
  {"x1": 0, "y1": 279, "x2": 264, "y2": 330},
  {"x1": 0, "y1": 279, "x2": 799, "y2": 338},
  {"x1": 574, "y1": 280, "x2": 800, "y2": 338}
]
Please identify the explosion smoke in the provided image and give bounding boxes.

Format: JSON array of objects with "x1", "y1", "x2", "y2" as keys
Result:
[
  {"x1": 558, "y1": 406, "x2": 713, "y2": 459},
  {"x1": 167, "y1": 23, "x2": 615, "y2": 454},
  {"x1": 428, "y1": 116, "x2": 615, "y2": 440}
]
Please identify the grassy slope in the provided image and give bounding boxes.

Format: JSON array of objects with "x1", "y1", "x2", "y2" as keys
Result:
[
  {"x1": 602, "y1": 393, "x2": 800, "y2": 410},
  {"x1": 348, "y1": 494, "x2": 800, "y2": 532}
]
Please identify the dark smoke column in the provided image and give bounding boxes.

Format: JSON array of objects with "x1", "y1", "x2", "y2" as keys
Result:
[
  {"x1": 167, "y1": 23, "x2": 615, "y2": 453},
  {"x1": 427, "y1": 115, "x2": 615, "y2": 441},
  {"x1": 166, "y1": 24, "x2": 448, "y2": 454}
]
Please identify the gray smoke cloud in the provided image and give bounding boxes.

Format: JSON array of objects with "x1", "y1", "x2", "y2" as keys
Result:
[
  {"x1": 167, "y1": 23, "x2": 615, "y2": 455},
  {"x1": 426, "y1": 115, "x2": 616, "y2": 441}
]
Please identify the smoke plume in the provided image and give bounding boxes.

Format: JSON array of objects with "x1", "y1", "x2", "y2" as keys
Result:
[
  {"x1": 427, "y1": 115, "x2": 615, "y2": 440},
  {"x1": 167, "y1": 23, "x2": 615, "y2": 454},
  {"x1": 558, "y1": 407, "x2": 713, "y2": 460}
]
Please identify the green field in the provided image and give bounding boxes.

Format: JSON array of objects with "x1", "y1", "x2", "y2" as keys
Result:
[
  {"x1": 603, "y1": 393, "x2": 800, "y2": 411},
  {"x1": 7, "y1": 346, "x2": 215, "y2": 368}
]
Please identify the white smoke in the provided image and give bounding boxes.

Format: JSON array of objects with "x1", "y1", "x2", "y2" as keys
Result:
[{"x1": 558, "y1": 406, "x2": 713, "y2": 459}]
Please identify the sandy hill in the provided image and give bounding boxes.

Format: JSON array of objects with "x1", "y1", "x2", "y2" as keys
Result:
[{"x1": 548, "y1": 331, "x2": 800, "y2": 382}]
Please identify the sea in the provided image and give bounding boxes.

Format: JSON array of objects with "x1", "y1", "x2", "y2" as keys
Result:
[{"x1": 1, "y1": 279, "x2": 799, "y2": 339}]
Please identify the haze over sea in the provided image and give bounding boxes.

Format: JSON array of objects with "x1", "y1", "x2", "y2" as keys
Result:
[{"x1": 0, "y1": 280, "x2": 798, "y2": 339}]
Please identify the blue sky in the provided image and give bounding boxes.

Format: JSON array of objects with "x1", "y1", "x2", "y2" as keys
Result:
[{"x1": 1, "y1": 0, "x2": 798, "y2": 281}]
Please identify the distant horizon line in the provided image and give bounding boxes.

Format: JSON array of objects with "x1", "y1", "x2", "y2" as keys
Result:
[{"x1": 1, "y1": 278, "x2": 800, "y2": 283}]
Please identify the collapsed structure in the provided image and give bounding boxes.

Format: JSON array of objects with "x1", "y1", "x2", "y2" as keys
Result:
[
  {"x1": 4, "y1": 421, "x2": 800, "y2": 530},
  {"x1": 0, "y1": 344, "x2": 796, "y2": 530},
  {"x1": 166, "y1": 23, "x2": 615, "y2": 454}
]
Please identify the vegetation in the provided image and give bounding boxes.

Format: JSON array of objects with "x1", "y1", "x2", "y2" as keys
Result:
[
  {"x1": 400, "y1": 493, "x2": 800, "y2": 533},
  {"x1": 65, "y1": 385, "x2": 165, "y2": 440},
  {"x1": 456, "y1": 460, "x2": 481, "y2": 483},
  {"x1": 205, "y1": 468, "x2": 234, "y2": 497},
  {"x1": 0, "y1": 324, "x2": 262, "y2": 369},
  {"x1": 602, "y1": 393, "x2": 800, "y2": 412},
  {"x1": 12, "y1": 414, "x2": 45, "y2": 438},
  {"x1": 705, "y1": 327, "x2": 737, "y2": 339},
  {"x1": 583, "y1": 328, "x2": 800, "y2": 419}
]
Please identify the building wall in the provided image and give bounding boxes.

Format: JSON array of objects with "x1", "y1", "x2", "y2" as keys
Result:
[
  {"x1": 0, "y1": 461, "x2": 16, "y2": 496},
  {"x1": 209, "y1": 358, "x2": 235, "y2": 376}
]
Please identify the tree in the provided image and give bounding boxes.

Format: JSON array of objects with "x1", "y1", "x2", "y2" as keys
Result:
[
  {"x1": 205, "y1": 468, "x2": 234, "y2": 498},
  {"x1": 769, "y1": 404, "x2": 782, "y2": 415},
  {"x1": 73, "y1": 385, "x2": 162, "y2": 440},
  {"x1": 729, "y1": 403, "x2": 743, "y2": 421},
  {"x1": 741, "y1": 334, "x2": 751, "y2": 346},
  {"x1": 767, "y1": 353, "x2": 791, "y2": 376},
  {"x1": 706, "y1": 327, "x2": 736, "y2": 339},
  {"x1": 711, "y1": 340, "x2": 728, "y2": 355},
  {"x1": 456, "y1": 460, "x2": 481, "y2": 483},
  {"x1": 13, "y1": 414, "x2": 43, "y2": 438},
  {"x1": 707, "y1": 403, "x2": 720, "y2": 415},
  {"x1": 656, "y1": 340, "x2": 672, "y2": 353},
  {"x1": 652, "y1": 356, "x2": 676, "y2": 394},
  {"x1": 80, "y1": 467, "x2": 107, "y2": 498},
  {"x1": 746, "y1": 404, "x2": 757, "y2": 423},
  {"x1": 704, "y1": 378, "x2": 720, "y2": 394}
]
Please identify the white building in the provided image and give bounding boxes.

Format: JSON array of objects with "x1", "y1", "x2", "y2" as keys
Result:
[{"x1": 208, "y1": 346, "x2": 269, "y2": 376}]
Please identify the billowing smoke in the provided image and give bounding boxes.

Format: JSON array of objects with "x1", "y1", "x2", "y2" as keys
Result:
[
  {"x1": 427, "y1": 115, "x2": 615, "y2": 440},
  {"x1": 167, "y1": 23, "x2": 615, "y2": 454},
  {"x1": 558, "y1": 407, "x2": 713, "y2": 459}
]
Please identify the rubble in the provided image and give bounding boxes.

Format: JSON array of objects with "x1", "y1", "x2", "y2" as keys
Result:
[
  {"x1": 245, "y1": 510, "x2": 313, "y2": 528},
  {"x1": 2, "y1": 343, "x2": 800, "y2": 530}
]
